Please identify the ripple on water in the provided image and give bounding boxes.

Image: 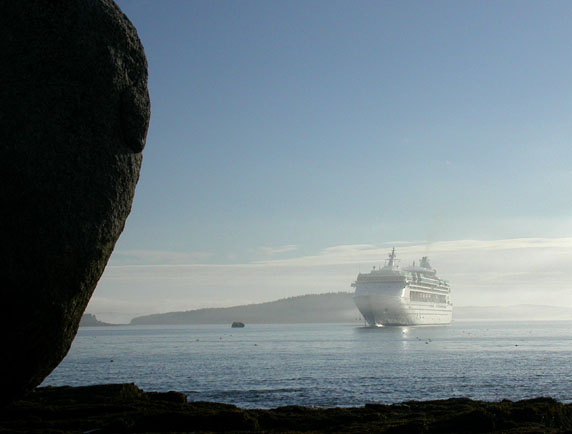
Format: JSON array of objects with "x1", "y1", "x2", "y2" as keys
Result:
[{"x1": 43, "y1": 322, "x2": 572, "y2": 408}]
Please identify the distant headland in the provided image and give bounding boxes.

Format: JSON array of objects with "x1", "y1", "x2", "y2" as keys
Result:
[
  {"x1": 83, "y1": 292, "x2": 572, "y2": 326},
  {"x1": 79, "y1": 313, "x2": 115, "y2": 327},
  {"x1": 130, "y1": 292, "x2": 358, "y2": 325}
]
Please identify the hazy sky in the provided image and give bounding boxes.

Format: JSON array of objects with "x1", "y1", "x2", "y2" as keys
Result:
[{"x1": 90, "y1": 1, "x2": 572, "y2": 322}]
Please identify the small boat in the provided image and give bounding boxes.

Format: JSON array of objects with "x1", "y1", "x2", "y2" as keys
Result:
[{"x1": 231, "y1": 321, "x2": 245, "y2": 328}]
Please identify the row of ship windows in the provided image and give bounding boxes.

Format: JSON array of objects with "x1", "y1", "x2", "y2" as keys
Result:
[
  {"x1": 410, "y1": 291, "x2": 447, "y2": 303},
  {"x1": 411, "y1": 277, "x2": 443, "y2": 284},
  {"x1": 409, "y1": 282, "x2": 449, "y2": 289}
]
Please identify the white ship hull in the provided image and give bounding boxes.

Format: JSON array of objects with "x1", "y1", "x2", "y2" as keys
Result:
[
  {"x1": 354, "y1": 294, "x2": 452, "y2": 326},
  {"x1": 351, "y1": 249, "x2": 452, "y2": 327}
]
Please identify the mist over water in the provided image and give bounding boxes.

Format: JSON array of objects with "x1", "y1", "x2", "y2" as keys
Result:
[{"x1": 44, "y1": 321, "x2": 572, "y2": 408}]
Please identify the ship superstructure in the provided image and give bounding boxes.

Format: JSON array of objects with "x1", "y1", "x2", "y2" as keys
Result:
[{"x1": 352, "y1": 248, "x2": 452, "y2": 326}]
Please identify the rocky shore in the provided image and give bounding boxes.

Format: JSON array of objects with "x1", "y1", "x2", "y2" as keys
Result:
[{"x1": 1, "y1": 384, "x2": 571, "y2": 433}]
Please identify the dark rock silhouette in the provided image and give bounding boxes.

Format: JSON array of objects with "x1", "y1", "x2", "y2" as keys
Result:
[
  {"x1": 1, "y1": 384, "x2": 571, "y2": 433},
  {"x1": 0, "y1": 0, "x2": 149, "y2": 404}
]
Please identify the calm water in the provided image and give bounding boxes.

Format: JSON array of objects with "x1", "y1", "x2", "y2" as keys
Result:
[{"x1": 42, "y1": 321, "x2": 572, "y2": 409}]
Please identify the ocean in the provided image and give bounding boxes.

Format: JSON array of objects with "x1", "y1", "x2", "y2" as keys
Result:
[{"x1": 42, "y1": 321, "x2": 572, "y2": 409}]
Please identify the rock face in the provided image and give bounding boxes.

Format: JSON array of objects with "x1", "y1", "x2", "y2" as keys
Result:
[
  {"x1": 0, "y1": 0, "x2": 150, "y2": 404},
  {"x1": 1, "y1": 385, "x2": 571, "y2": 433}
]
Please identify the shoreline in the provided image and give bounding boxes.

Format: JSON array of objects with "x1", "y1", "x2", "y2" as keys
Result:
[{"x1": 1, "y1": 384, "x2": 571, "y2": 433}]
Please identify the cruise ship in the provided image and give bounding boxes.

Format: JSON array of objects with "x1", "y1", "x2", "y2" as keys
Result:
[{"x1": 352, "y1": 248, "x2": 452, "y2": 326}]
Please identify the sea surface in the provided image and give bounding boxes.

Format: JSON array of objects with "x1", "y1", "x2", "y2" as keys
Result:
[{"x1": 42, "y1": 321, "x2": 572, "y2": 409}]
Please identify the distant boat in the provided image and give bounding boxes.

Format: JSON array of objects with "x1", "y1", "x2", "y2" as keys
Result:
[
  {"x1": 352, "y1": 248, "x2": 452, "y2": 326},
  {"x1": 231, "y1": 321, "x2": 245, "y2": 328}
]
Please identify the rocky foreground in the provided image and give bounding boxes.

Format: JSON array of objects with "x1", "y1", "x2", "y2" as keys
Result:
[{"x1": 1, "y1": 384, "x2": 571, "y2": 433}]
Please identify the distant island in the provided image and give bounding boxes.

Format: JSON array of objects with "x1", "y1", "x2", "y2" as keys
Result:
[
  {"x1": 79, "y1": 313, "x2": 115, "y2": 327},
  {"x1": 122, "y1": 292, "x2": 572, "y2": 325},
  {"x1": 130, "y1": 292, "x2": 359, "y2": 325}
]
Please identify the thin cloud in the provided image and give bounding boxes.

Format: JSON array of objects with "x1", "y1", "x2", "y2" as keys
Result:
[
  {"x1": 109, "y1": 249, "x2": 213, "y2": 266},
  {"x1": 257, "y1": 244, "x2": 298, "y2": 258}
]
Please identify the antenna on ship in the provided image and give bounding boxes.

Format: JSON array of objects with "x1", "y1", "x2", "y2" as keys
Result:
[{"x1": 387, "y1": 247, "x2": 396, "y2": 267}]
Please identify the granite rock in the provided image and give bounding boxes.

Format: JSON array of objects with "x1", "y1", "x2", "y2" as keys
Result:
[
  {"x1": 1, "y1": 385, "x2": 571, "y2": 433},
  {"x1": 0, "y1": 0, "x2": 149, "y2": 404}
]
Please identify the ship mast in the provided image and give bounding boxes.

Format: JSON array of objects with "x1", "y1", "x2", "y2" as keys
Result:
[
  {"x1": 387, "y1": 247, "x2": 396, "y2": 267},
  {"x1": 384, "y1": 247, "x2": 398, "y2": 269}
]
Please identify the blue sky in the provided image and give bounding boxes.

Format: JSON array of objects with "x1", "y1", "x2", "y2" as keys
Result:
[{"x1": 90, "y1": 1, "x2": 572, "y2": 321}]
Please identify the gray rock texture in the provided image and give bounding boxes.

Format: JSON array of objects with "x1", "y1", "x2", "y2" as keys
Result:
[{"x1": 0, "y1": 0, "x2": 150, "y2": 404}]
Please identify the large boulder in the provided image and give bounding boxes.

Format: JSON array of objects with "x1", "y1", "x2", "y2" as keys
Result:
[{"x1": 0, "y1": 0, "x2": 150, "y2": 404}]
